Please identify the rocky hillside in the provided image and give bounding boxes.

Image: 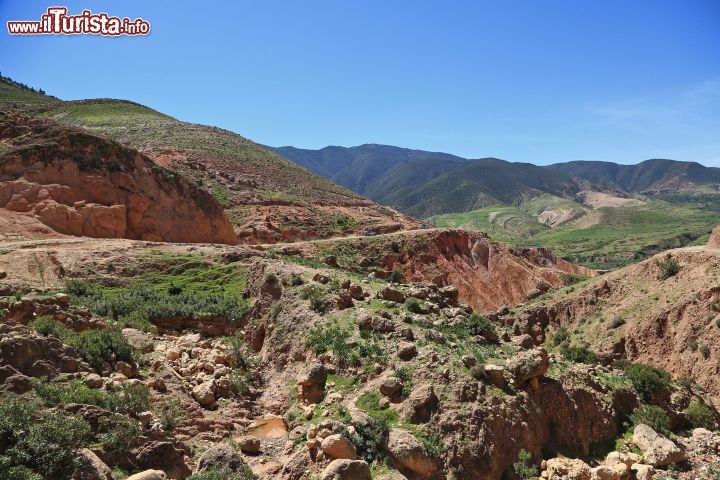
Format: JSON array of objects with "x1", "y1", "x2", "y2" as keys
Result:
[
  {"x1": 0, "y1": 112, "x2": 236, "y2": 244},
  {"x1": 512, "y1": 230, "x2": 720, "y2": 397},
  {"x1": 276, "y1": 228, "x2": 596, "y2": 313},
  {"x1": 0, "y1": 78, "x2": 417, "y2": 243},
  {"x1": 0, "y1": 233, "x2": 718, "y2": 480}
]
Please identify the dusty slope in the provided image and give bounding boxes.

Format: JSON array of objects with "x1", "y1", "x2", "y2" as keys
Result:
[
  {"x1": 281, "y1": 228, "x2": 596, "y2": 313},
  {"x1": 514, "y1": 231, "x2": 720, "y2": 398},
  {"x1": 0, "y1": 112, "x2": 236, "y2": 244}
]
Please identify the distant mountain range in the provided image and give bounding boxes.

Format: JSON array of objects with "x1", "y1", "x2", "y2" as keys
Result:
[{"x1": 271, "y1": 144, "x2": 720, "y2": 218}]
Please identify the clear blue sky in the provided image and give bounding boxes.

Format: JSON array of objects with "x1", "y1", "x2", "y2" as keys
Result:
[{"x1": 1, "y1": 0, "x2": 719, "y2": 166}]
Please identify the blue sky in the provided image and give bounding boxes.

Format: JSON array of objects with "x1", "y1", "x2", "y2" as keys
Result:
[{"x1": 1, "y1": 0, "x2": 719, "y2": 166}]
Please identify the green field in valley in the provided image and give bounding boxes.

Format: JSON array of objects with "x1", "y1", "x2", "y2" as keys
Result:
[{"x1": 429, "y1": 194, "x2": 720, "y2": 269}]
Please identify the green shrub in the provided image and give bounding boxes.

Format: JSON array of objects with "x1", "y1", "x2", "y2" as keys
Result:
[
  {"x1": 467, "y1": 313, "x2": 496, "y2": 336},
  {"x1": 264, "y1": 272, "x2": 278, "y2": 285},
  {"x1": 553, "y1": 327, "x2": 570, "y2": 346},
  {"x1": 355, "y1": 392, "x2": 398, "y2": 426},
  {"x1": 417, "y1": 429, "x2": 444, "y2": 458},
  {"x1": 97, "y1": 414, "x2": 140, "y2": 456},
  {"x1": 656, "y1": 254, "x2": 680, "y2": 280},
  {"x1": 404, "y1": 297, "x2": 423, "y2": 313},
  {"x1": 156, "y1": 399, "x2": 182, "y2": 432},
  {"x1": 28, "y1": 316, "x2": 71, "y2": 339},
  {"x1": 684, "y1": 402, "x2": 717, "y2": 430},
  {"x1": 562, "y1": 346, "x2": 598, "y2": 364},
  {"x1": 301, "y1": 285, "x2": 327, "y2": 313},
  {"x1": 470, "y1": 365, "x2": 485, "y2": 381},
  {"x1": 306, "y1": 321, "x2": 352, "y2": 363},
  {"x1": 388, "y1": 269, "x2": 404, "y2": 283},
  {"x1": 700, "y1": 344, "x2": 710, "y2": 357},
  {"x1": 630, "y1": 405, "x2": 671, "y2": 434},
  {"x1": 513, "y1": 448, "x2": 539, "y2": 479},
  {"x1": 284, "y1": 273, "x2": 304, "y2": 287},
  {"x1": 0, "y1": 456, "x2": 41, "y2": 480},
  {"x1": 66, "y1": 328, "x2": 134, "y2": 370},
  {"x1": 676, "y1": 374, "x2": 695, "y2": 391},
  {"x1": 610, "y1": 317, "x2": 626, "y2": 328},
  {"x1": 188, "y1": 466, "x2": 257, "y2": 480},
  {"x1": 9, "y1": 411, "x2": 90, "y2": 479},
  {"x1": 0, "y1": 398, "x2": 38, "y2": 452},
  {"x1": 33, "y1": 379, "x2": 149, "y2": 416},
  {"x1": 349, "y1": 415, "x2": 389, "y2": 463},
  {"x1": 624, "y1": 363, "x2": 671, "y2": 402}
]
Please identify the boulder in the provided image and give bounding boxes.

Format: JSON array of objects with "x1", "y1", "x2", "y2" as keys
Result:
[
  {"x1": 397, "y1": 342, "x2": 418, "y2": 361},
  {"x1": 590, "y1": 465, "x2": 620, "y2": 480},
  {"x1": 632, "y1": 424, "x2": 686, "y2": 467},
  {"x1": 357, "y1": 315, "x2": 396, "y2": 333},
  {"x1": 407, "y1": 385, "x2": 439, "y2": 424},
  {"x1": 348, "y1": 284, "x2": 364, "y2": 300},
  {"x1": 125, "y1": 471, "x2": 167, "y2": 480},
  {"x1": 380, "y1": 377, "x2": 404, "y2": 402},
  {"x1": 379, "y1": 287, "x2": 406, "y2": 303},
  {"x1": 237, "y1": 435, "x2": 261, "y2": 454},
  {"x1": 122, "y1": 328, "x2": 155, "y2": 352},
  {"x1": 604, "y1": 451, "x2": 641, "y2": 468},
  {"x1": 297, "y1": 363, "x2": 327, "y2": 404},
  {"x1": 72, "y1": 448, "x2": 113, "y2": 480},
  {"x1": 196, "y1": 443, "x2": 246, "y2": 473},
  {"x1": 134, "y1": 441, "x2": 190, "y2": 479},
  {"x1": 386, "y1": 428, "x2": 438, "y2": 478},
  {"x1": 630, "y1": 464, "x2": 655, "y2": 480},
  {"x1": 545, "y1": 458, "x2": 591, "y2": 480},
  {"x1": 506, "y1": 348, "x2": 549, "y2": 386},
  {"x1": 321, "y1": 434, "x2": 357, "y2": 460},
  {"x1": 192, "y1": 383, "x2": 215, "y2": 407},
  {"x1": 484, "y1": 364, "x2": 506, "y2": 387},
  {"x1": 321, "y1": 459, "x2": 372, "y2": 480}
]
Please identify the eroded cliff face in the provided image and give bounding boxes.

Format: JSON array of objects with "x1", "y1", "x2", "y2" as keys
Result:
[
  {"x1": 0, "y1": 113, "x2": 236, "y2": 244},
  {"x1": 294, "y1": 229, "x2": 596, "y2": 313}
]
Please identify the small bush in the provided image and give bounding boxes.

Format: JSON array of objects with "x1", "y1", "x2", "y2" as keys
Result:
[
  {"x1": 10, "y1": 411, "x2": 90, "y2": 479},
  {"x1": 349, "y1": 415, "x2": 389, "y2": 463},
  {"x1": 67, "y1": 328, "x2": 134, "y2": 370},
  {"x1": 264, "y1": 272, "x2": 278, "y2": 285},
  {"x1": 0, "y1": 456, "x2": 42, "y2": 480},
  {"x1": 624, "y1": 363, "x2": 671, "y2": 402},
  {"x1": 467, "y1": 313, "x2": 496, "y2": 336},
  {"x1": 700, "y1": 344, "x2": 710, "y2": 358},
  {"x1": 301, "y1": 285, "x2": 327, "y2": 313},
  {"x1": 0, "y1": 398, "x2": 38, "y2": 452},
  {"x1": 117, "y1": 383, "x2": 151, "y2": 416},
  {"x1": 562, "y1": 346, "x2": 598, "y2": 364},
  {"x1": 156, "y1": 399, "x2": 182, "y2": 432},
  {"x1": 355, "y1": 392, "x2": 398, "y2": 426},
  {"x1": 553, "y1": 327, "x2": 570, "y2": 346},
  {"x1": 417, "y1": 429, "x2": 444, "y2": 458},
  {"x1": 610, "y1": 316, "x2": 626, "y2": 328},
  {"x1": 513, "y1": 448, "x2": 539, "y2": 479},
  {"x1": 404, "y1": 297, "x2": 423, "y2": 313},
  {"x1": 33, "y1": 379, "x2": 150, "y2": 416},
  {"x1": 688, "y1": 340, "x2": 699, "y2": 352},
  {"x1": 676, "y1": 374, "x2": 695, "y2": 391},
  {"x1": 656, "y1": 254, "x2": 680, "y2": 280},
  {"x1": 631, "y1": 405, "x2": 671, "y2": 434},
  {"x1": 187, "y1": 466, "x2": 257, "y2": 480},
  {"x1": 684, "y1": 402, "x2": 717, "y2": 430},
  {"x1": 470, "y1": 365, "x2": 485, "y2": 381},
  {"x1": 306, "y1": 321, "x2": 352, "y2": 363},
  {"x1": 28, "y1": 316, "x2": 70, "y2": 339},
  {"x1": 97, "y1": 414, "x2": 140, "y2": 456},
  {"x1": 284, "y1": 273, "x2": 304, "y2": 287},
  {"x1": 388, "y1": 269, "x2": 404, "y2": 283}
]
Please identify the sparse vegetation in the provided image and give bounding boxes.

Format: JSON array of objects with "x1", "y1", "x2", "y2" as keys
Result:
[
  {"x1": 684, "y1": 402, "x2": 717, "y2": 430},
  {"x1": 306, "y1": 321, "x2": 353, "y2": 363},
  {"x1": 623, "y1": 363, "x2": 671, "y2": 402},
  {"x1": 631, "y1": 405, "x2": 671, "y2": 434},
  {"x1": 187, "y1": 466, "x2": 257, "y2": 480},
  {"x1": 513, "y1": 448, "x2": 539, "y2": 480},
  {"x1": 561, "y1": 346, "x2": 598, "y2": 364},
  {"x1": 657, "y1": 254, "x2": 681, "y2": 280},
  {"x1": 156, "y1": 399, "x2": 183, "y2": 432},
  {"x1": 301, "y1": 284, "x2": 328, "y2": 313}
]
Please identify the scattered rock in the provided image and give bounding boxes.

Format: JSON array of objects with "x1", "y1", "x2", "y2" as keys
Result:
[
  {"x1": 407, "y1": 385, "x2": 439, "y2": 424},
  {"x1": 484, "y1": 364, "x2": 506, "y2": 387},
  {"x1": 192, "y1": 383, "x2": 216, "y2": 407},
  {"x1": 72, "y1": 448, "x2": 113, "y2": 480},
  {"x1": 380, "y1": 377, "x2": 404, "y2": 402},
  {"x1": 196, "y1": 443, "x2": 246, "y2": 473},
  {"x1": 321, "y1": 434, "x2": 357, "y2": 460},
  {"x1": 298, "y1": 363, "x2": 328, "y2": 404},
  {"x1": 386, "y1": 428, "x2": 438, "y2": 478},
  {"x1": 238, "y1": 436, "x2": 261, "y2": 454},
  {"x1": 545, "y1": 457, "x2": 591, "y2": 480},
  {"x1": 321, "y1": 459, "x2": 372, "y2": 480},
  {"x1": 379, "y1": 287, "x2": 406, "y2": 303},
  {"x1": 632, "y1": 424, "x2": 686, "y2": 467},
  {"x1": 630, "y1": 463, "x2": 656, "y2": 480},
  {"x1": 397, "y1": 342, "x2": 418, "y2": 361},
  {"x1": 506, "y1": 347, "x2": 549, "y2": 387},
  {"x1": 125, "y1": 471, "x2": 167, "y2": 480}
]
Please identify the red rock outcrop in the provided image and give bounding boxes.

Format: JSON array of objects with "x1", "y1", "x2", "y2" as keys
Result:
[{"x1": 0, "y1": 113, "x2": 236, "y2": 244}]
